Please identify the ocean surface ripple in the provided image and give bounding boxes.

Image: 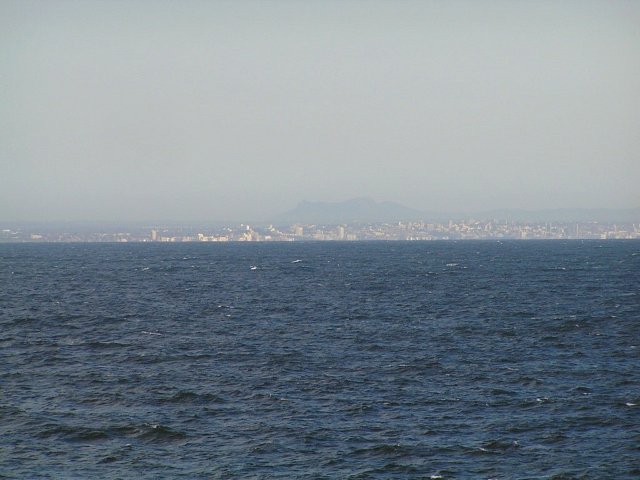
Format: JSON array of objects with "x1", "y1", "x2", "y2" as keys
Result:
[{"x1": 1, "y1": 240, "x2": 639, "y2": 479}]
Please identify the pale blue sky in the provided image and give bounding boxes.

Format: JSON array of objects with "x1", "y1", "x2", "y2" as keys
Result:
[{"x1": 1, "y1": 0, "x2": 639, "y2": 221}]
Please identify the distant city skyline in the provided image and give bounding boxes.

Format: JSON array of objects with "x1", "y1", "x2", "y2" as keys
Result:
[
  {"x1": 2, "y1": 1, "x2": 639, "y2": 222},
  {"x1": 3, "y1": 217, "x2": 639, "y2": 243}
]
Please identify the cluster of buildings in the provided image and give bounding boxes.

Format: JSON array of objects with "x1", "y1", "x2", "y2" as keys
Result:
[
  {"x1": 149, "y1": 224, "x2": 358, "y2": 243},
  {"x1": 3, "y1": 220, "x2": 639, "y2": 243}
]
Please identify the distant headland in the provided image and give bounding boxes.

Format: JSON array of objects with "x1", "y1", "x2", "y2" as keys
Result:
[{"x1": 1, "y1": 199, "x2": 639, "y2": 242}]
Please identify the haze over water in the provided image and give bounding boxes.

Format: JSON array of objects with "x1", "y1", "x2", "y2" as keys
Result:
[
  {"x1": 1, "y1": 1, "x2": 639, "y2": 222},
  {"x1": 2, "y1": 3, "x2": 640, "y2": 479}
]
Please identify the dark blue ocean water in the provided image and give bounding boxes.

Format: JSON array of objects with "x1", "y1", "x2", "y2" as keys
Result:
[{"x1": 1, "y1": 241, "x2": 639, "y2": 479}]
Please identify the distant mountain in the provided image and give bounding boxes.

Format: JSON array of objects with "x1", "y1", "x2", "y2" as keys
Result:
[{"x1": 273, "y1": 198, "x2": 428, "y2": 224}]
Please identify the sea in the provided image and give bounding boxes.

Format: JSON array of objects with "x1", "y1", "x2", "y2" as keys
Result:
[{"x1": 1, "y1": 240, "x2": 638, "y2": 479}]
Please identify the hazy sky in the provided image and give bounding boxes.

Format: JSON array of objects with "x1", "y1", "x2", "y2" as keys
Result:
[{"x1": 1, "y1": 1, "x2": 639, "y2": 222}]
